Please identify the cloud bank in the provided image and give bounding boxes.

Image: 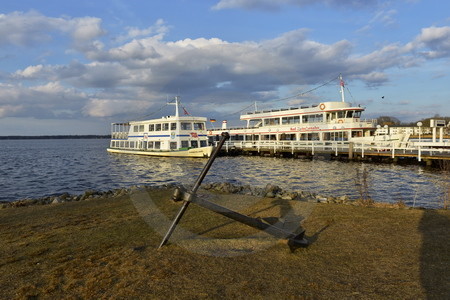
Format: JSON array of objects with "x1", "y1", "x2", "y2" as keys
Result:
[{"x1": 1, "y1": 10, "x2": 449, "y2": 123}]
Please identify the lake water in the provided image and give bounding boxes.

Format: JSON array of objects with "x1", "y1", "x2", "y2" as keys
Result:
[{"x1": 0, "y1": 139, "x2": 448, "y2": 208}]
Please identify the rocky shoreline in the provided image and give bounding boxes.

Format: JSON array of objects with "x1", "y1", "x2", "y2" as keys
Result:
[{"x1": 1, "y1": 182, "x2": 414, "y2": 209}]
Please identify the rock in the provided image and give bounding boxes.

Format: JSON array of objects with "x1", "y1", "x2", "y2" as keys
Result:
[
  {"x1": 51, "y1": 197, "x2": 61, "y2": 204},
  {"x1": 202, "y1": 183, "x2": 213, "y2": 190},
  {"x1": 265, "y1": 192, "x2": 276, "y2": 198},
  {"x1": 281, "y1": 192, "x2": 298, "y2": 200},
  {"x1": 59, "y1": 193, "x2": 70, "y2": 200},
  {"x1": 316, "y1": 197, "x2": 328, "y2": 203},
  {"x1": 265, "y1": 184, "x2": 281, "y2": 195}
]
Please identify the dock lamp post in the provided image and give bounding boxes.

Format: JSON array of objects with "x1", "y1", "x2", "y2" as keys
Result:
[{"x1": 417, "y1": 122, "x2": 423, "y2": 143}]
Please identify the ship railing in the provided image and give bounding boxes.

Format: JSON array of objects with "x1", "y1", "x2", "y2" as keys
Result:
[{"x1": 217, "y1": 140, "x2": 450, "y2": 161}]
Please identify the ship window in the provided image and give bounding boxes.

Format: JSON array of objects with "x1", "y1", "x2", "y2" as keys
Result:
[
  {"x1": 200, "y1": 140, "x2": 207, "y2": 147},
  {"x1": 181, "y1": 122, "x2": 192, "y2": 130},
  {"x1": 181, "y1": 141, "x2": 189, "y2": 148},
  {"x1": 347, "y1": 111, "x2": 353, "y2": 118},
  {"x1": 148, "y1": 141, "x2": 154, "y2": 149},
  {"x1": 149, "y1": 124, "x2": 155, "y2": 131},
  {"x1": 354, "y1": 111, "x2": 361, "y2": 118},
  {"x1": 155, "y1": 124, "x2": 162, "y2": 131},
  {"x1": 194, "y1": 122, "x2": 204, "y2": 130},
  {"x1": 170, "y1": 142, "x2": 177, "y2": 150},
  {"x1": 191, "y1": 140, "x2": 198, "y2": 148},
  {"x1": 282, "y1": 116, "x2": 300, "y2": 125},
  {"x1": 125, "y1": 141, "x2": 129, "y2": 148},
  {"x1": 154, "y1": 142, "x2": 161, "y2": 149},
  {"x1": 133, "y1": 125, "x2": 138, "y2": 132},
  {"x1": 262, "y1": 134, "x2": 276, "y2": 140},
  {"x1": 139, "y1": 125, "x2": 144, "y2": 132},
  {"x1": 231, "y1": 135, "x2": 244, "y2": 141},
  {"x1": 170, "y1": 123, "x2": 177, "y2": 130},
  {"x1": 264, "y1": 118, "x2": 280, "y2": 126},
  {"x1": 280, "y1": 134, "x2": 296, "y2": 141},
  {"x1": 130, "y1": 141, "x2": 134, "y2": 148},
  {"x1": 162, "y1": 123, "x2": 169, "y2": 131},
  {"x1": 302, "y1": 115, "x2": 309, "y2": 123},
  {"x1": 338, "y1": 111, "x2": 345, "y2": 118}
]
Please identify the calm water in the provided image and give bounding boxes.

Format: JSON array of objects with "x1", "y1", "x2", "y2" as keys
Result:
[{"x1": 0, "y1": 139, "x2": 448, "y2": 208}]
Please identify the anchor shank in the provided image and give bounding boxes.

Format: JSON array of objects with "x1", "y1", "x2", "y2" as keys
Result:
[
  {"x1": 190, "y1": 132, "x2": 230, "y2": 195},
  {"x1": 158, "y1": 132, "x2": 230, "y2": 248}
]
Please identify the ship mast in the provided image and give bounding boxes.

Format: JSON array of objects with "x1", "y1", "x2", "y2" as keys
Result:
[
  {"x1": 339, "y1": 74, "x2": 345, "y2": 103},
  {"x1": 169, "y1": 96, "x2": 181, "y2": 117}
]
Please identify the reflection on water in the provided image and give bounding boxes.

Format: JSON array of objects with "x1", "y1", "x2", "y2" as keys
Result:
[{"x1": 0, "y1": 139, "x2": 447, "y2": 208}]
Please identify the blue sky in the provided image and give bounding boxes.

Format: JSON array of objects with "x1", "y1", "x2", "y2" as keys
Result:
[{"x1": 0, "y1": 0, "x2": 449, "y2": 135}]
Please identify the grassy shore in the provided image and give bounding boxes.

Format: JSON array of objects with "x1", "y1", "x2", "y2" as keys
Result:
[{"x1": 1, "y1": 188, "x2": 449, "y2": 299}]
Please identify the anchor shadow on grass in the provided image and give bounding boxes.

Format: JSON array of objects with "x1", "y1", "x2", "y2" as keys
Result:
[
  {"x1": 195, "y1": 198, "x2": 314, "y2": 248},
  {"x1": 196, "y1": 204, "x2": 278, "y2": 236}
]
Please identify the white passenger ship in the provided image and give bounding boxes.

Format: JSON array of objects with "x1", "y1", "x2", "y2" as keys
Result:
[
  {"x1": 107, "y1": 97, "x2": 213, "y2": 158},
  {"x1": 207, "y1": 75, "x2": 406, "y2": 144}
]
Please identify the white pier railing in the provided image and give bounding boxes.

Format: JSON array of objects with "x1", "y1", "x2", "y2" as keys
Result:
[{"x1": 217, "y1": 140, "x2": 450, "y2": 161}]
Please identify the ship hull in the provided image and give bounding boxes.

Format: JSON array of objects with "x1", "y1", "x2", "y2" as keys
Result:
[{"x1": 106, "y1": 146, "x2": 214, "y2": 158}]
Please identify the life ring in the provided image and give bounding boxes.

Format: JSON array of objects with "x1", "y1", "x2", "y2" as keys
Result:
[
  {"x1": 208, "y1": 130, "x2": 212, "y2": 135},
  {"x1": 319, "y1": 103, "x2": 326, "y2": 110},
  {"x1": 338, "y1": 119, "x2": 343, "y2": 124}
]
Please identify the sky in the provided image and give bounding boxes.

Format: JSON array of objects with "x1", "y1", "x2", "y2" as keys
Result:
[{"x1": 0, "y1": 0, "x2": 449, "y2": 135}]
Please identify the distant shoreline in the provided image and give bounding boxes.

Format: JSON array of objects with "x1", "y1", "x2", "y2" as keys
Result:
[{"x1": 0, "y1": 135, "x2": 110, "y2": 140}]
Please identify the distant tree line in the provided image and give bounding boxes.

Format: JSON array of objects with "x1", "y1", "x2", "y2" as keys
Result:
[{"x1": 0, "y1": 135, "x2": 111, "y2": 140}]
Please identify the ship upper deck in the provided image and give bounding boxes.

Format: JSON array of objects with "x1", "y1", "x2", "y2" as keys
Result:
[{"x1": 240, "y1": 101, "x2": 364, "y2": 121}]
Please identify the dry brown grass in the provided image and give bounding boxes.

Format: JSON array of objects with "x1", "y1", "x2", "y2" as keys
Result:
[{"x1": 0, "y1": 188, "x2": 449, "y2": 299}]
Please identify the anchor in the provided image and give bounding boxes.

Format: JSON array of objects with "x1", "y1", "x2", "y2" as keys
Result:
[{"x1": 158, "y1": 132, "x2": 308, "y2": 250}]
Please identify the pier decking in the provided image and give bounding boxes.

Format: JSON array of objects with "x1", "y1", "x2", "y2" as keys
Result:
[{"x1": 218, "y1": 140, "x2": 450, "y2": 165}]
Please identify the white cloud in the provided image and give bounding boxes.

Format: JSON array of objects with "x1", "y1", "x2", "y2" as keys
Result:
[
  {"x1": 82, "y1": 98, "x2": 152, "y2": 117},
  {"x1": 121, "y1": 19, "x2": 170, "y2": 41},
  {"x1": 14, "y1": 65, "x2": 44, "y2": 78},
  {"x1": 0, "y1": 11, "x2": 104, "y2": 50},
  {"x1": 0, "y1": 82, "x2": 87, "y2": 118},
  {"x1": 410, "y1": 26, "x2": 450, "y2": 59}
]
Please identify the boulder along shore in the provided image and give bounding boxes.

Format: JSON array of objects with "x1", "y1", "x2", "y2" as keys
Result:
[{"x1": 1, "y1": 182, "x2": 412, "y2": 209}]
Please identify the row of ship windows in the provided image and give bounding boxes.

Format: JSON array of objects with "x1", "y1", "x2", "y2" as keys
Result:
[
  {"x1": 211, "y1": 132, "x2": 355, "y2": 141},
  {"x1": 261, "y1": 111, "x2": 362, "y2": 126},
  {"x1": 111, "y1": 140, "x2": 208, "y2": 150},
  {"x1": 133, "y1": 122, "x2": 205, "y2": 132}
]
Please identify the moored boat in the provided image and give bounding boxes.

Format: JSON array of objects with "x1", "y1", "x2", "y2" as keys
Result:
[
  {"x1": 107, "y1": 97, "x2": 213, "y2": 158},
  {"x1": 207, "y1": 75, "x2": 408, "y2": 144}
]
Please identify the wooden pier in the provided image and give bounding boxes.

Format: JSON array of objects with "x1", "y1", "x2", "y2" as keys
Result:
[{"x1": 218, "y1": 140, "x2": 450, "y2": 166}]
